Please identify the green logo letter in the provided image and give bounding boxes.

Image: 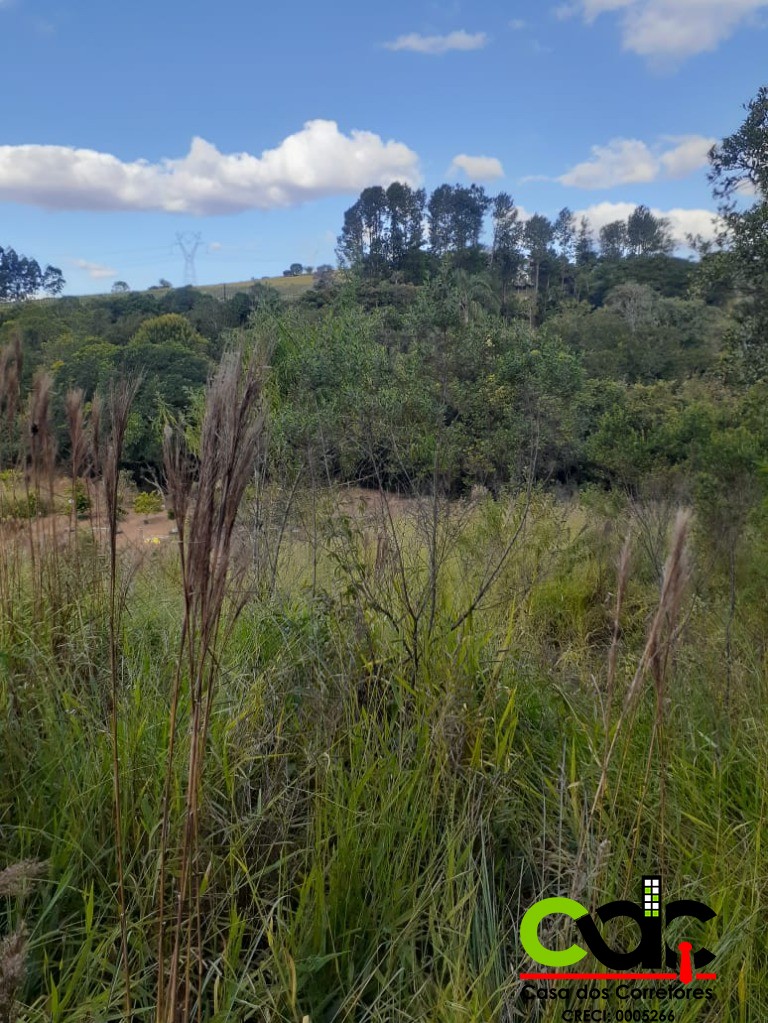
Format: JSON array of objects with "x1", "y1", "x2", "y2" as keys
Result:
[{"x1": 520, "y1": 897, "x2": 589, "y2": 967}]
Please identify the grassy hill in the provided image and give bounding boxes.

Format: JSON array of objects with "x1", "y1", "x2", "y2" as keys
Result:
[
  {"x1": 192, "y1": 272, "x2": 316, "y2": 300},
  {"x1": 76, "y1": 273, "x2": 318, "y2": 302}
]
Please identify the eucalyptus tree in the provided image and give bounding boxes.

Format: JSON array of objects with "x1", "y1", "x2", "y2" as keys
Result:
[
  {"x1": 553, "y1": 206, "x2": 577, "y2": 297},
  {"x1": 626, "y1": 205, "x2": 674, "y2": 256},
  {"x1": 599, "y1": 220, "x2": 629, "y2": 260},
  {"x1": 490, "y1": 192, "x2": 525, "y2": 318},
  {"x1": 524, "y1": 213, "x2": 554, "y2": 325},
  {"x1": 0, "y1": 245, "x2": 64, "y2": 302}
]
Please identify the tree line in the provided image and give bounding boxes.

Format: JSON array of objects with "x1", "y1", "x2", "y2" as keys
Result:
[{"x1": 338, "y1": 184, "x2": 673, "y2": 274}]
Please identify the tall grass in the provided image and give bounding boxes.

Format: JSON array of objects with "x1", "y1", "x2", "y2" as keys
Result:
[{"x1": 0, "y1": 347, "x2": 766, "y2": 1020}]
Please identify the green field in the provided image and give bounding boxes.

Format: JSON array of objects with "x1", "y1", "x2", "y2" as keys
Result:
[
  {"x1": 193, "y1": 273, "x2": 316, "y2": 301},
  {"x1": 78, "y1": 273, "x2": 318, "y2": 302}
]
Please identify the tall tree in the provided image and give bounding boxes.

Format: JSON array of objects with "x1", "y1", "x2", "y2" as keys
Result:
[
  {"x1": 0, "y1": 246, "x2": 64, "y2": 302},
  {"x1": 599, "y1": 220, "x2": 629, "y2": 260},
  {"x1": 553, "y1": 207, "x2": 577, "y2": 296},
  {"x1": 427, "y1": 184, "x2": 491, "y2": 264},
  {"x1": 428, "y1": 184, "x2": 455, "y2": 257},
  {"x1": 575, "y1": 216, "x2": 597, "y2": 266},
  {"x1": 386, "y1": 182, "x2": 426, "y2": 271},
  {"x1": 490, "y1": 192, "x2": 524, "y2": 319},
  {"x1": 574, "y1": 216, "x2": 597, "y2": 302},
  {"x1": 524, "y1": 214, "x2": 554, "y2": 325},
  {"x1": 708, "y1": 85, "x2": 768, "y2": 380},
  {"x1": 452, "y1": 184, "x2": 491, "y2": 253},
  {"x1": 359, "y1": 186, "x2": 388, "y2": 277},
  {"x1": 337, "y1": 200, "x2": 365, "y2": 269},
  {"x1": 626, "y1": 205, "x2": 674, "y2": 256},
  {"x1": 338, "y1": 183, "x2": 427, "y2": 279}
]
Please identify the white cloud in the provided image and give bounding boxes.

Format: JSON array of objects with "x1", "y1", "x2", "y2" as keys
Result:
[
  {"x1": 384, "y1": 30, "x2": 488, "y2": 54},
  {"x1": 570, "y1": 0, "x2": 768, "y2": 60},
  {"x1": 509, "y1": 18, "x2": 527, "y2": 29},
  {"x1": 577, "y1": 200, "x2": 722, "y2": 245},
  {"x1": 208, "y1": 241, "x2": 223, "y2": 251},
  {"x1": 559, "y1": 139, "x2": 659, "y2": 188},
  {"x1": 661, "y1": 206, "x2": 723, "y2": 244},
  {"x1": 558, "y1": 133, "x2": 713, "y2": 187},
  {"x1": 449, "y1": 153, "x2": 505, "y2": 180},
  {"x1": 659, "y1": 134, "x2": 716, "y2": 177},
  {"x1": 74, "y1": 259, "x2": 117, "y2": 280},
  {"x1": 0, "y1": 120, "x2": 422, "y2": 215}
]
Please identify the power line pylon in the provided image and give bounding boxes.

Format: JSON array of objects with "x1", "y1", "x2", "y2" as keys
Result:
[{"x1": 175, "y1": 232, "x2": 202, "y2": 286}]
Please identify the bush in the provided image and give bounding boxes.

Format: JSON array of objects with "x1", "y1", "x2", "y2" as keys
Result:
[
  {"x1": 72, "y1": 480, "x2": 91, "y2": 516},
  {"x1": 134, "y1": 491, "x2": 163, "y2": 515},
  {"x1": 0, "y1": 489, "x2": 38, "y2": 520}
]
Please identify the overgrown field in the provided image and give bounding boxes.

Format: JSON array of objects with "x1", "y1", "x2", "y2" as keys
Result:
[{"x1": 1, "y1": 454, "x2": 766, "y2": 1020}]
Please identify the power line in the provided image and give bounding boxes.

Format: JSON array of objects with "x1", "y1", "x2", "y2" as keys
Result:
[{"x1": 175, "y1": 232, "x2": 202, "y2": 286}]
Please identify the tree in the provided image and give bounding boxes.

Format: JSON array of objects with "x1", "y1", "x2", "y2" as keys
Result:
[
  {"x1": 451, "y1": 184, "x2": 491, "y2": 255},
  {"x1": 385, "y1": 182, "x2": 426, "y2": 272},
  {"x1": 335, "y1": 187, "x2": 387, "y2": 277},
  {"x1": 112, "y1": 281, "x2": 130, "y2": 293},
  {"x1": 283, "y1": 263, "x2": 305, "y2": 277},
  {"x1": 626, "y1": 205, "x2": 674, "y2": 256},
  {"x1": 524, "y1": 213, "x2": 554, "y2": 325},
  {"x1": 130, "y1": 313, "x2": 208, "y2": 355},
  {"x1": 605, "y1": 281, "x2": 660, "y2": 335},
  {"x1": 337, "y1": 201, "x2": 365, "y2": 269},
  {"x1": 358, "y1": 186, "x2": 388, "y2": 277},
  {"x1": 490, "y1": 193, "x2": 524, "y2": 318},
  {"x1": 553, "y1": 207, "x2": 576, "y2": 264},
  {"x1": 427, "y1": 185, "x2": 455, "y2": 258},
  {"x1": 708, "y1": 86, "x2": 768, "y2": 380},
  {"x1": 575, "y1": 216, "x2": 596, "y2": 266},
  {"x1": 427, "y1": 184, "x2": 491, "y2": 263},
  {"x1": 553, "y1": 207, "x2": 577, "y2": 297},
  {"x1": 0, "y1": 245, "x2": 64, "y2": 302},
  {"x1": 337, "y1": 183, "x2": 427, "y2": 280},
  {"x1": 599, "y1": 221, "x2": 629, "y2": 260}
]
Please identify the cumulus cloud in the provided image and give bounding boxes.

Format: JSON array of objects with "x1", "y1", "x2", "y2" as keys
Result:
[
  {"x1": 560, "y1": 139, "x2": 659, "y2": 187},
  {"x1": 570, "y1": 0, "x2": 768, "y2": 60},
  {"x1": 659, "y1": 134, "x2": 716, "y2": 177},
  {"x1": 577, "y1": 200, "x2": 722, "y2": 245},
  {"x1": 384, "y1": 30, "x2": 488, "y2": 54},
  {"x1": 558, "y1": 134, "x2": 714, "y2": 188},
  {"x1": 450, "y1": 154, "x2": 505, "y2": 180},
  {"x1": 0, "y1": 120, "x2": 422, "y2": 215},
  {"x1": 74, "y1": 259, "x2": 117, "y2": 280}
]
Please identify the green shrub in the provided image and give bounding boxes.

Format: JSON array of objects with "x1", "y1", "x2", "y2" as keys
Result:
[
  {"x1": 71, "y1": 479, "x2": 91, "y2": 516},
  {"x1": 0, "y1": 489, "x2": 39, "y2": 520},
  {"x1": 134, "y1": 490, "x2": 163, "y2": 515}
]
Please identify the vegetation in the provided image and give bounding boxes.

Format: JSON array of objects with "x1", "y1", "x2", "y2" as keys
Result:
[
  {"x1": 133, "y1": 490, "x2": 163, "y2": 515},
  {"x1": 0, "y1": 245, "x2": 64, "y2": 302},
  {"x1": 0, "y1": 88, "x2": 767, "y2": 1022}
]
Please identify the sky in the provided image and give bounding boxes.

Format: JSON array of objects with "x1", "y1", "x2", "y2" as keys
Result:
[{"x1": 0, "y1": 0, "x2": 766, "y2": 295}]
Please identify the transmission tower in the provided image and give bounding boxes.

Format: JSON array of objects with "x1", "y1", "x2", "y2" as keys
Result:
[{"x1": 175, "y1": 232, "x2": 202, "y2": 286}]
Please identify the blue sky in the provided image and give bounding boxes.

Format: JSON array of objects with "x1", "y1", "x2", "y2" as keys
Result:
[{"x1": 1, "y1": 0, "x2": 766, "y2": 294}]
